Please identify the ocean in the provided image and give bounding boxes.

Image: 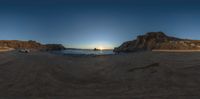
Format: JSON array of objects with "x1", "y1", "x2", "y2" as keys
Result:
[{"x1": 52, "y1": 49, "x2": 114, "y2": 55}]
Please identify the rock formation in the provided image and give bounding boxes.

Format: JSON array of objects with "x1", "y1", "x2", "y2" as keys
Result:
[
  {"x1": 0, "y1": 40, "x2": 44, "y2": 49},
  {"x1": 114, "y1": 32, "x2": 200, "y2": 52},
  {"x1": 45, "y1": 44, "x2": 66, "y2": 51},
  {"x1": 94, "y1": 48, "x2": 100, "y2": 51},
  {"x1": 0, "y1": 40, "x2": 66, "y2": 51}
]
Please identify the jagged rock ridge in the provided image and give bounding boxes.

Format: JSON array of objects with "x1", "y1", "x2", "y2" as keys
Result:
[{"x1": 114, "y1": 32, "x2": 200, "y2": 52}]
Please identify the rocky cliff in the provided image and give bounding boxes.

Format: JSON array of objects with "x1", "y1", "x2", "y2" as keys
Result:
[
  {"x1": 0, "y1": 40, "x2": 66, "y2": 51},
  {"x1": 114, "y1": 32, "x2": 200, "y2": 52}
]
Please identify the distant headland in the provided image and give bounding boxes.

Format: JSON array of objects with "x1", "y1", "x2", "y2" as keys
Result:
[{"x1": 0, "y1": 40, "x2": 66, "y2": 51}]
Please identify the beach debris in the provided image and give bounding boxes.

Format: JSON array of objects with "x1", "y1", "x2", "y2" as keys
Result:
[
  {"x1": 128, "y1": 63, "x2": 159, "y2": 72},
  {"x1": 19, "y1": 49, "x2": 30, "y2": 53}
]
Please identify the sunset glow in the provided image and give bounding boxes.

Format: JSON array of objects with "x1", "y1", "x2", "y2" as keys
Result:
[
  {"x1": 98, "y1": 46, "x2": 104, "y2": 50},
  {"x1": 0, "y1": 0, "x2": 199, "y2": 49}
]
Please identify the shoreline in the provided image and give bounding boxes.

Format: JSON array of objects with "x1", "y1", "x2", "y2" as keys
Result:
[{"x1": 152, "y1": 49, "x2": 200, "y2": 52}]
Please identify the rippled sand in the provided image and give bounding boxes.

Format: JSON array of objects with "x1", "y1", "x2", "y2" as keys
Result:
[{"x1": 0, "y1": 51, "x2": 200, "y2": 98}]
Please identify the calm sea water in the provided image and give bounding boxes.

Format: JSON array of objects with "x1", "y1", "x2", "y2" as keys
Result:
[{"x1": 53, "y1": 49, "x2": 114, "y2": 55}]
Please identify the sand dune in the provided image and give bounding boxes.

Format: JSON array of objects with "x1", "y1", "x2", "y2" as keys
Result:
[{"x1": 0, "y1": 51, "x2": 200, "y2": 98}]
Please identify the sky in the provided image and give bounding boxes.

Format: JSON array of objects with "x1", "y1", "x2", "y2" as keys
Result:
[{"x1": 0, "y1": 0, "x2": 200, "y2": 49}]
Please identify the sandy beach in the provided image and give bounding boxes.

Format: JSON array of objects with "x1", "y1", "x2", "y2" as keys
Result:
[
  {"x1": 0, "y1": 51, "x2": 200, "y2": 98},
  {"x1": 0, "y1": 47, "x2": 15, "y2": 52},
  {"x1": 152, "y1": 49, "x2": 200, "y2": 52}
]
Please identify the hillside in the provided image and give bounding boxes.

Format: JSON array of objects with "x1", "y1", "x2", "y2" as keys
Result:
[
  {"x1": 114, "y1": 32, "x2": 200, "y2": 52},
  {"x1": 0, "y1": 40, "x2": 66, "y2": 51}
]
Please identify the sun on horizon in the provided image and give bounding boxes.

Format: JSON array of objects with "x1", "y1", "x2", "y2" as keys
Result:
[{"x1": 97, "y1": 46, "x2": 104, "y2": 50}]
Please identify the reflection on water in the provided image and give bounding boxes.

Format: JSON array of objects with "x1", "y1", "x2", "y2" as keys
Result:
[{"x1": 53, "y1": 49, "x2": 114, "y2": 55}]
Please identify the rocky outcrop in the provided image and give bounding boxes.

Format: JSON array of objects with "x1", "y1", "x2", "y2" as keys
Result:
[
  {"x1": 45, "y1": 44, "x2": 66, "y2": 51},
  {"x1": 0, "y1": 40, "x2": 44, "y2": 49},
  {"x1": 114, "y1": 32, "x2": 200, "y2": 52},
  {"x1": 94, "y1": 48, "x2": 100, "y2": 51},
  {"x1": 0, "y1": 40, "x2": 66, "y2": 51}
]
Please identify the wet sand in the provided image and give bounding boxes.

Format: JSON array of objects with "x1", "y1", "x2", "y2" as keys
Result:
[{"x1": 0, "y1": 51, "x2": 200, "y2": 98}]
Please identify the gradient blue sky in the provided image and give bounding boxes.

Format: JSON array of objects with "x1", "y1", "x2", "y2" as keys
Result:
[{"x1": 0, "y1": 0, "x2": 200, "y2": 49}]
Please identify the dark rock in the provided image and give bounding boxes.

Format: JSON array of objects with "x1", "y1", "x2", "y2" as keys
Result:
[
  {"x1": 94, "y1": 48, "x2": 100, "y2": 51},
  {"x1": 114, "y1": 32, "x2": 200, "y2": 52},
  {"x1": 45, "y1": 44, "x2": 66, "y2": 51}
]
